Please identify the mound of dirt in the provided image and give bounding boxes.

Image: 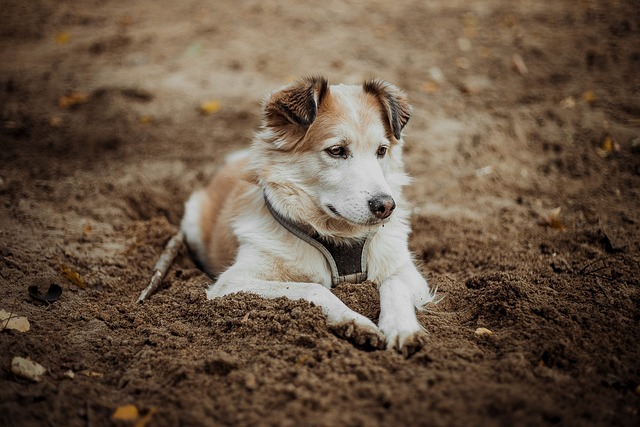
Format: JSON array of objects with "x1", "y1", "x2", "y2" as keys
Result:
[{"x1": 1, "y1": 0, "x2": 639, "y2": 426}]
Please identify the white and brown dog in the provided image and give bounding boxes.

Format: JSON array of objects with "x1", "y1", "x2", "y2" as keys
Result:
[{"x1": 181, "y1": 77, "x2": 434, "y2": 356}]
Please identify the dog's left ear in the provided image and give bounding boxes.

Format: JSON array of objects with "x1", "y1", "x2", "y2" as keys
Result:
[
  {"x1": 363, "y1": 79, "x2": 411, "y2": 141},
  {"x1": 263, "y1": 76, "x2": 328, "y2": 146}
]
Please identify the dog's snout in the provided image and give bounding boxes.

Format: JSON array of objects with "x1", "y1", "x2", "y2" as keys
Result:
[{"x1": 369, "y1": 194, "x2": 396, "y2": 219}]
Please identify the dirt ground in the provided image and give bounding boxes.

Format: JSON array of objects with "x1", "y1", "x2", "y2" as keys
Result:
[{"x1": 1, "y1": 0, "x2": 639, "y2": 426}]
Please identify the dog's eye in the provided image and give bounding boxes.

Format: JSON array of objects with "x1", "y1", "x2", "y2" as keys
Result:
[
  {"x1": 377, "y1": 146, "x2": 389, "y2": 158},
  {"x1": 326, "y1": 145, "x2": 348, "y2": 158}
]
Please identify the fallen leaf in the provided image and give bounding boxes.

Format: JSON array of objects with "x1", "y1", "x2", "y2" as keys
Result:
[
  {"x1": 0, "y1": 309, "x2": 30, "y2": 333},
  {"x1": 60, "y1": 263, "x2": 86, "y2": 289},
  {"x1": 112, "y1": 404, "x2": 139, "y2": 421},
  {"x1": 474, "y1": 327, "x2": 493, "y2": 336},
  {"x1": 55, "y1": 31, "x2": 70, "y2": 45},
  {"x1": 597, "y1": 135, "x2": 619, "y2": 158},
  {"x1": 139, "y1": 115, "x2": 153, "y2": 125},
  {"x1": 49, "y1": 116, "x2": 63, "y2": 127},
  {"x1": 199, "y1": 100, "x2": 221, "y2": 115},
  {"x1": 538, "y1": 207, "x2": 565, "y2": 231},
  {"x1": 112, "y1": 404, "x2": 157, "y2": 427},
  {"x1": 11, "y1": 357, "x2": 46, "y2": 382},
  {"x1": 421, "y1": 81, "x2": 439, "y2": 93},
  {"x1": 58, "y1": 92, "x2": 89, "y2": 109},
  {"x1": 582, "y1": 90, "x2": 597, "y2": 104}
]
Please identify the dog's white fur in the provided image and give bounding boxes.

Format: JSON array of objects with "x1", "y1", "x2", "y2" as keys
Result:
[{"x1": 181, "y1": 77, "x2": 434, "y2": 355}]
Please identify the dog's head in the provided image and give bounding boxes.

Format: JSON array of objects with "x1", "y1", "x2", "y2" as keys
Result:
[{"x1": 253, "y1": 76, "x2": 412, "y2": 239}]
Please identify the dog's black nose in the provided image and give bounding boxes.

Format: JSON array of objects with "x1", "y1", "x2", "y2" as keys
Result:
[{"x1": 369, "y1": 194, "x2": 396, "y2": 219}]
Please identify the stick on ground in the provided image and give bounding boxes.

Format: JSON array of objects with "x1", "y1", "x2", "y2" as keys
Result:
[{"x1": 137, "y1": 230, "x2": 185, "y2": 303}]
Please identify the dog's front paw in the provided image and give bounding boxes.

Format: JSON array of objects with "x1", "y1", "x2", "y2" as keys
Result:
[
  {"x1": 330, "y1": 318, "x2": 386, "y2": 350},
  {"x1": 396, "y1": 330, "x2": 428, "y2": 358},
  {"x1": 384, "y1": 328, "x2": 428, "y2": 358}
]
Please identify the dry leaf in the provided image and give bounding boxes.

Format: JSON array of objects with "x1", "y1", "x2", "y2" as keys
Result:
[
  {"x1": 112, "y1": 404, "x2": 157, "y2": 427},
  {"x1": 597, "y1": 135, "x2": 619, "y2": 158},
  {"x1": 112, "y1": 404, "x2": 140, "y2": 421},
  {"x1": 49, "y1": 116, "x2": 63, "y2": 127},
  {"x1": 421, "y1": 81, "x2": 439, "y2": 93},
  {"x1": 538, "y1": 207, "x2": 565, "y2": 231},
  {"x1": 474, "y1": 327, "x2": 493, "y2": 336},
  {"x1": 55, "y1": 31, "x2": 70, "y2": 45},
  {"x1": 58, "y1": 92, "x2": 89, "y2": 109},
  {"x1": 139, "y1": 115, "x2": 153, "y2": 125},
  {"x1": 11, "y1": 357, "x2": 46, "y2": 382},
  {"x1": 60, "y1": 263, "x2": 86, "y2": 289},
  {"x1": 582, "y1": 90, "x2": 597, "y2": 104},
  {"x1": 0, "y1": 309, "x2": 30, "y2": 333},
  {"x1": 199, "y1": 100, "x2": 221, "y2": 115}
]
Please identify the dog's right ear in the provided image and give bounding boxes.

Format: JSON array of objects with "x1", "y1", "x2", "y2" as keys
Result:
[{"x1": 262, "y1": 76, "x2": 328, "y2": 148}]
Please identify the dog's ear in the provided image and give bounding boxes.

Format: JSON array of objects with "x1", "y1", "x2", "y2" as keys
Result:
[
  {"x1": 363, "y1": 79, "x2": 411, "y2": 141},
  {"x1": 263, "y1": 76, "x2": 328, "y2": 146}
]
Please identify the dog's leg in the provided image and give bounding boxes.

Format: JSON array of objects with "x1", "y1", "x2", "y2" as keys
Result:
[
  {"x1": 378, "y1": 264, "x2": 433, "y2": 357},
  {"x1": 209, "y1": 272, "x2": 386, "y2": 349}
]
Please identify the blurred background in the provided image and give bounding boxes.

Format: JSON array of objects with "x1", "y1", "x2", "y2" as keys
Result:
[{"x1": 1, "y1": 1, "x2": 639, "y2": 426}]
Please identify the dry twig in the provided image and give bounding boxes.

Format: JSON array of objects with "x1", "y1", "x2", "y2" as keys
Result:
[{"x1": 137, "y1": 231, "x2": 185, "y2": 303}]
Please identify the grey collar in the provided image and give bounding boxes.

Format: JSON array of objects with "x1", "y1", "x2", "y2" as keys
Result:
[{"x1": 264, "y1": 192, "x2": 376, "y2": 286}]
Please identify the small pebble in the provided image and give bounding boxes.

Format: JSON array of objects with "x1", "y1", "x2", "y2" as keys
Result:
[
  {"x1": 474, "y1": 327, "x2": 493, "y2": 336},
  {"x1": 11, "y1": 357, "x2": 46, "y2": 382},
  {"x1": 244, "y1": 372, "x2": 257, "y2": 390}
]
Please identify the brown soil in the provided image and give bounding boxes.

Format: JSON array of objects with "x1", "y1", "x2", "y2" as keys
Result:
[{"x1": 1, "y1": 1, "x2": 639, "y2": 426}]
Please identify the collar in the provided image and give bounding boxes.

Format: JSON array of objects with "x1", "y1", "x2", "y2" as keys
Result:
[{"x1": 263, "y1": 192, "x2": 376, "y2": 286}]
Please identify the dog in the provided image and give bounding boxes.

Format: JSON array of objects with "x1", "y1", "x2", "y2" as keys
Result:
[{"x1": 181, "y1": 77, "x2": 434, "y2": 356}]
